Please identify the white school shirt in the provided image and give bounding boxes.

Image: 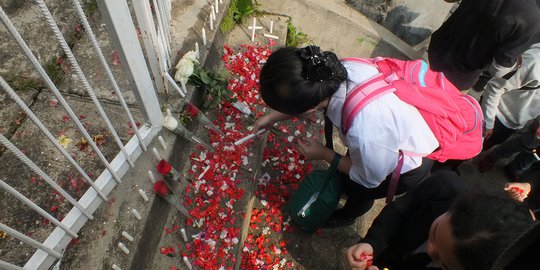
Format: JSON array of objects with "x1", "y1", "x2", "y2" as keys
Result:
[{"x1": 326, "y1": 61, "x2": 439, "y2": 188}]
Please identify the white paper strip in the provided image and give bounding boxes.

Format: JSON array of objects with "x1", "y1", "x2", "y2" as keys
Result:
[{"x1": 234, "y1": 129, "x2": 266, "y2": 145}]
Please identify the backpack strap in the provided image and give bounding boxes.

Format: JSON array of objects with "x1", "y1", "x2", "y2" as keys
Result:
[
  {"x1": 323, "y1": 110, "x2": 334, "y2": 149},
  {"x1": 386, "y1": 150, "x2": 404, "y2": 204},
  {"x1": 341, "y1": 75, "x2": 396, "y2": 134},
  {"x1": 341, "y1": 57, "x2": 377, "y2": 67},
  {"x1": 343, "y1": 57, "x2": 401, "y2": 82}
]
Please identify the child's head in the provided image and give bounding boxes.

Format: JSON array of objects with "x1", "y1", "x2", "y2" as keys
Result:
[
  {"x1": 427, "y1": 193, "x2": 535, "y2": 270},
  {"x1": 491, "y1": 222, "x2": 540, "y2": 270},
  {"x1": 259, "y1": 46, "x2": 347, "y2": 115}
]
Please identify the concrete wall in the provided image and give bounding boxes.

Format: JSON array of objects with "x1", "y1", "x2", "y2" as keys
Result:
[
  {"x1": 347, "y1": 0, "x2": 455, "y2": 46},
  {"x1": 345, "y1": 0, "x2": 397, "y2": 23}
]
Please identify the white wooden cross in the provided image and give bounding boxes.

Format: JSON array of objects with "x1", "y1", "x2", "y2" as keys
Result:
[
  {"x1": 263, "y1": 20, "x2": 279, "y2": 40},
  {"x1": 249, "y1": 18, "x2": 261, "y2": 41}
]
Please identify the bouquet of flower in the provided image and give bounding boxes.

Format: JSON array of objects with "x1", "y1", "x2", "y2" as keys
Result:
[
  {"x1": 163, "y1": 109, "x2": 215, "y2": 151},
  {"x1": 175, "y1": 51, "x2": 199, "y2": 94},
  {"x1": 183, "y1": 102, "x2": 224, "y2": 136},
  {"x1": 153, "y1": 180, "x2": 200, "y2": 227},
  {"x1": 157, "y1": 159, "x2": 183, "y2": 182}
]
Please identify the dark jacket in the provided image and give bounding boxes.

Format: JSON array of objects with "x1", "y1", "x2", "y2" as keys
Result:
[
  {"x1": 428, "y1": 0, "x2": 540, "y2": 89},
  {"x1": 362, "y1": 171, "x2": 473, "y2": 269},
  {"x1": 520, "y1": 164, "x2": 540, "y2": 212}
]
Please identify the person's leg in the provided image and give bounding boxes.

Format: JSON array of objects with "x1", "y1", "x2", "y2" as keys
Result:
[
  {"x1": 491, "y1": 131, "x2": 539, "y2": 160},
  {"x1": 395, "y1": 158, "x2": 434, "y2": 195},
  {"x1": 506, "y1": 152, "x2": 539, "y2": 178},
  {"x1": 327, "y1": 158, "x2": 433, "y2": 227},
  {"x1": 505, "y1": 131, "x2": 540, "y2": 177},
  {"x1": 479, "y1": 118, "x2": 519, "y2": 172},
  {"x1": 332, "y1": 176, "x2": 382, "y2": 222},
  {"x1": 520, "y1": 164, "x2": 540, "y2": 212},
  {"x1": 483, "y1": 117, "x2": 517, "y2": 151}
]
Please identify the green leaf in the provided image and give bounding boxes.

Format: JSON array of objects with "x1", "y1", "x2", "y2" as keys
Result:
[
  {"x1": 200, "y1": 71, "x2": 211, "y2": 84},
  {"x1": 237, "y1": 0, "x2": 253, "y2": 13}
]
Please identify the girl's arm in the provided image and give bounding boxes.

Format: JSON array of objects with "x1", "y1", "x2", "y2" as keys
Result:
[
  {"x1": 323, "y1": 149, "x2": 352, "y2": 175},
  {"x1": 297, "y1": 137, "x2": 353, "y2": 174},
  {"x1": 252, "y1": 110, "x2": 294, "y2": 132}
]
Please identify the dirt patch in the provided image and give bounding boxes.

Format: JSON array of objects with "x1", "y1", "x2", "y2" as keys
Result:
[
  {"x1": 0, "y1": 0, "x2": 89, "y2": 85},
  {"x1": 345, "y1": 0, "x2": 397, "y2": 23},
  {"x1": 0, "y1": 91, "x2": 142, "y2": 266}
]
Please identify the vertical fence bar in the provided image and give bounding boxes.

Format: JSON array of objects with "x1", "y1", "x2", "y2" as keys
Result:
[
  {"x1": 0, "y1": 6, "x2": 123, "y2": 183},
  {"x1": 71, "y1": 0, "x2": 148, "y2": 151},
  {"x1": 165, "y1": 73, "x2": 186, "y2": 97},
  {"x1": 0, "y1": 180, "x2": 78, "y2": 238},
  {"x1": 0, "y1": 259, "x2": 23, "y2": 270},
  {"x1": 97, "y1": 0, "x2": 164, "y2": 127},
  {"x1": 132, "y1": 0, "x2": 167, "y2": 95},
  {"x1": 158, "y1": 0, "x2": 172, "y2": 51},
  {"x1": 0, "y1": 223, "x2": 63, "y2": 259},
  {"x1": 34, "y1": 0, "x2": 135, "y2": 167},
  {"x1": 0, "y1": 133, "x2": 94, "y2": 219},
  {"x1": 151, "y1": 0, "x2": 171, "y2": 67},
  {"x1": 0, "y1": 75, "x2": 108, "y2": 201}
]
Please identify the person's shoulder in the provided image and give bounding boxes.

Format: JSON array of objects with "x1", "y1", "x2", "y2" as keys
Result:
[
  {"x1": 502, "y1": 0, "x2": 540, "y2": 22},
  {"x1": 522, "y1": 43, "x2": 540, "y2": 73}
]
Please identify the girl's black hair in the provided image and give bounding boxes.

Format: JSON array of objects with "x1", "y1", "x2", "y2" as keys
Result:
[
  {"x1": 449, "y1": 193, "x2": 535, "y2": 270},
  {"x1": 259, "y1": 46, "x2": 348, "y2": 115},
  {"x1": 491, "y1": 222, "x2": 540, "y2": 270}
]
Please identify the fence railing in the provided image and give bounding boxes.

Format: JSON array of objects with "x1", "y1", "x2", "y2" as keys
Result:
[{"x1": 0, "y1": 0, "x2": 171, "y2": 269}]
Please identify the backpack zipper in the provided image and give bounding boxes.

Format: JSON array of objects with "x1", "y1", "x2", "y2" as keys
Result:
[{"x1": 298, "y1": 192, "x2": 320, "y2": 217}]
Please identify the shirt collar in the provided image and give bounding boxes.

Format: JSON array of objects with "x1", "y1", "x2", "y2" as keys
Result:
[{"x1": 326, "y1": 82, "x2": 347, "y2": 130}]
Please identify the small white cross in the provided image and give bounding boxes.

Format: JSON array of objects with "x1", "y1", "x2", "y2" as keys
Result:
[
  {"x1": 250, "y1": 18, "x2": 260, "y2": 41},
  {"x1": 264, "y1": 33, "x2": 279, "y2": 40}
]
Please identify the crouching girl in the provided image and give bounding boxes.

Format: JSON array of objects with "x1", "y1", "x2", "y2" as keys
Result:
[{"x1": 253, "y1": 46, "x2": 442, "y2": 227}]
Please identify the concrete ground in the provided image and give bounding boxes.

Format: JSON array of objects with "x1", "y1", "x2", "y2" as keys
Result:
[{"x1": 0, "y1": 0, "x2": 511, "y2": 269}]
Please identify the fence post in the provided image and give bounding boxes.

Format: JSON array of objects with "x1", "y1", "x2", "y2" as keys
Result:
[
  {"x1": 96, "y1": 0, "x2": 163, "y2": 128},
  {"x1": 132, "y1": 0, "x2": 168, "y2": 95}
]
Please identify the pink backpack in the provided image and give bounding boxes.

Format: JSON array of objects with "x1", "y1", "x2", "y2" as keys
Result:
[
  {"x1": 341, "y1": 58, "x2": 483, "y2": 203},
  {"x1": 341, "y1": 57, "x2": 484, "y2": 163}
]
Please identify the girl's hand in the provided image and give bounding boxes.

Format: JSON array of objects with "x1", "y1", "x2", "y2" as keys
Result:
[
  {"x1": 252, "y1": 110, "x2": 293, "y2": 133},
  {"x1": 252, "y1": 114, "x2": 276, "y2": 133},
  {"x1": 297, "y1": 137, "x2": 333, "y2": 161},
  {"x1": 345, "y1": 243, "x2": 375, "y2": 270},
  {"x1": 505, "y1": 182, "x2": 531, "y2": 202},
  {"x1": 483, "y1": 128, "x2": 493, "y2": 140}
]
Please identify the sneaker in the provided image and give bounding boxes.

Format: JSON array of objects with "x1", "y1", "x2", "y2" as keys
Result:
[
  {"x1": 322, "y1": 211, "x2": 355, "y2": 228},
  {"x1": 478, "y1": 155, "x2": 496, "y2": 173}
]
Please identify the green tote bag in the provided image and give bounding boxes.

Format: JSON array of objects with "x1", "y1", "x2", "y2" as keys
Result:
[{"x1": 286, "y1": 154, "x2": 343, "y2": 233}]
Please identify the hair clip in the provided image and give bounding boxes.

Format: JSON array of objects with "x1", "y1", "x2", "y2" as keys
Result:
[
  {"x1": 299, "y1": 46, "x2": 324, "y2": 66},
  {"x1": 297, "y1": 45, "x2": 333, "y2": 82}
]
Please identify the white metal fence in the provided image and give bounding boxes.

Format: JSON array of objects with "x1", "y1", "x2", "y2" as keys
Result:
[{"x1": 0, "y1": 0, "x2": 173, "y2": 269}]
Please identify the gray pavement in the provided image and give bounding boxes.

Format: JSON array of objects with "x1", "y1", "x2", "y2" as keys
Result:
[{"x1": 0, "y1": 0, "x2": 511, "y2": 269}]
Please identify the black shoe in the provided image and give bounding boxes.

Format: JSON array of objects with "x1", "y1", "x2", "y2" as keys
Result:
[{"x1": 323, "y1": 211, "x2": 355, "y2": 228}]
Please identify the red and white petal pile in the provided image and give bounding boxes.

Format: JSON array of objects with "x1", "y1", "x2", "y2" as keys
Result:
[{"x1": 162, "y1": 44, "x2": 318, "y2": 269}]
